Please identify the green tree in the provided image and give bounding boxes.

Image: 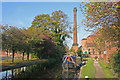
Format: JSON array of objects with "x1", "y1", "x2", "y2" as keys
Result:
[
  {"x1": 2, "y1": 26, "x2": 28, "y2": 63},
  {"x1": 27, "y1": 27, "x2": 65, "y2": 59},
  {"x1": 30, "y1": 10, "x2": 72, "y2": 59},
  {"x1": 31, "y1": 10, "x2": 72, "y2": 47},
  {"x1": 1, "y1": 25, "x2": 10, "y2": 62},
  {"x1": 63, "y1": 42, "x2": 69, "y2": 53},
  {"x1": 77, "y1": 47, "x2": 82, "y2": 57},
  {"x1": 19, "y1": 28, "x2": 28, "y2": 60},
  {"x1": 6, "y1": 27, "x2": 19, "y2": 63},
  {"x1": 50, "y1": 10, "x2": 72, "y2": 46}
]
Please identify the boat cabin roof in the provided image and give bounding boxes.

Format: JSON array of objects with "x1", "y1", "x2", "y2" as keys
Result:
[{"x1": 63, "y1": 56, "x2": 76, "y2": 62}]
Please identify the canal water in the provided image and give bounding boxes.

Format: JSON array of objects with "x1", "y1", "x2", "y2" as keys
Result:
[{"x1": 1, "y1": 63, "x2": 81, "y2": 79}]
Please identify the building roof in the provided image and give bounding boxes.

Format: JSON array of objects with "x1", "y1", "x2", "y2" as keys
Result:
[
  {"x1": 87, "y1": 35, "x2": 95, "y2": 37},
  {"x1": 82, "y1": 38, "x2": 87, "y2": 40},
  {"x1": 86, "y1": 43, "x2": 96, "y2": 47}
]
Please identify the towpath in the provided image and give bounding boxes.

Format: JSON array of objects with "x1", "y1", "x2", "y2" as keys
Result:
[{"x1": 94, "y1": 61, "x2": 106, "y2": 78}]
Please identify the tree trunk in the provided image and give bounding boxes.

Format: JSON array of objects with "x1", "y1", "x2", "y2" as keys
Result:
[
  {"x1": 99, "y1": 51, "x2": 101, "y2": 60},
  {"x1": 17, "y1": 51, "x2": 18, "y2": 59},
  {"x1": 6, "y1": 50, "x2": 8, "y2": 62},
  {"x1": 27, "y1": 52, "x2": 29, "y2": 61},
  {"x1": 6, "y1": 71, "x2": 7, "y2": 78},
  {"x1": 12, "y1": 50, "x2": 15, "y2": 63},
  {"x1": 22, "y1": 51, "x2": 24, "y2": 61},
  {"x1": 11, "y1": 69, "x2": 13, "y2": 79}
]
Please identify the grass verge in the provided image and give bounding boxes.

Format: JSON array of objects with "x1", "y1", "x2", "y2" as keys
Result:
[
  {"x1": 1, "y1": 57, "x2": 38, "y2": 66},
  {"x1": 81, "y1": 58, "x2": 95, "y2": 78},
  {"x1": 1, "y1": 58, "x2": 48, "y2": 71},
  {"x1": 99, "y1": 61, "x2": 118, "y2": 78}
]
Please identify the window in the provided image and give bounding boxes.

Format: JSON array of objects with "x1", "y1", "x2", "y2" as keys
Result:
[
  {"x1": 88, "y1": 48, "x2": 91, "y2": 54},
  {"x1": 93, "y1": 49, "x2": 95, "y2": 54},
  {"x1": 85, "y1": 51, "x2": 87, "y2": 54}
]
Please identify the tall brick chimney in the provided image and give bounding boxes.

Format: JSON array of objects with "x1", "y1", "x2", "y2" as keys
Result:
[{"x1": 72, "y1": 7, "x2": 78, "y2": 52}]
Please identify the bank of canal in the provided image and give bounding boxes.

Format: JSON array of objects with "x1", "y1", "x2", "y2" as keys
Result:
[{"x1": 1, "y1": 58, "x2": 81, "y2": 79}]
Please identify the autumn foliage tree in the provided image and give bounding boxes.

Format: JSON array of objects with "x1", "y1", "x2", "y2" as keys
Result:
[
  {"x1": 80, "y1": 2, "x2": 120, "y2": 43},
  {"x1": 80, "y1": 2, "x2": 120, "y2": 76}
]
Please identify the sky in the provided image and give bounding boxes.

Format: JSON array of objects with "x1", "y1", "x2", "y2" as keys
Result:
[{"x1": 2, "y1": 2, "x2": 91, "y2": 49}]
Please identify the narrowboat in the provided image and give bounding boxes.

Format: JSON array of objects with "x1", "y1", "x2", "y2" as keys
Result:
[{"x1": 62, "y1": 56, "x2": 77, "y2": 70}]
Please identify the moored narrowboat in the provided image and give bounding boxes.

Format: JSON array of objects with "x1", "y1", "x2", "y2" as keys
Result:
[{"x1": 62, "y1": 56, "x2": 77, "y2": 70}]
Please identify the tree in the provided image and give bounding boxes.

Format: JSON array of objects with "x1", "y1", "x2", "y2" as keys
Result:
[
  {"x1": 31, "y1": 14, "x2": 51, "y2": 28},
  {"x1": 80, "y1": 2, "x2": 120, "y2": 43},
  {"x1": 80, "y1": 2, "x2": 120, "y2": 53},
  {"x1": 63, "y1": 42, "x2": 69, "y2": 53},
  {"x1": 2, "y1": 26, "x2": 26, "y2": 63},
  {"x1": 80, "y1": 2, "x2": 120, "y2": 77},
  {"x1": 77, "y1": 47, "x2": 82, "y2": 57},
  {"x1": 30, "y1": 10, "x2": 72, "y2": 59},
  {"x1": 31, "y1": 10, "x2": 72, "y2": 47},
  {"x1": 9, "y1": 27, "x2": 24, "y2": 63},
  {"x1": 80, "y1": 2, "x2": 119, "y2": 28},
  {"x1": 50, "y1": 10, "x2": 72, "y2": 46},
  {"x1": 20, "y1": 28, "x2": 31, "y2": 61},
  {"x1": 1, "y1": 25, "x2": 10, "y2": 62},
  {"x1": 27, "y1": 27, "x2": 65, "y2": 59}
]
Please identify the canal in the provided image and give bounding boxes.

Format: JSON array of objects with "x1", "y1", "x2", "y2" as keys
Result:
[{"x1": 1, "y1": 62, "x2": 81, "y2": 79}]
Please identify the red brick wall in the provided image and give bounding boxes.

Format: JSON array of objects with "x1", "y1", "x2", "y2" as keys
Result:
[
  {"x1": 81, "y1": 36, "x2": 99, "y2": 58},
  {"x1": 86, "y1": 35, "x2": 96, "y2": 43},
  {"x1": 81, "y1": 39, "x2": 87, "y2": 46},
  {"x1": 81, "y1": 39, "x2": 87, "y2": 54},
  {"x1": 81, "y1": 27, "x2": 118, "y2": 62},
  {"x1": 89, "y1": 54, "x2": 100, "y2": 58},
  {"x1": 0, "y1": 50, "x2": 23, "y2": 57}
]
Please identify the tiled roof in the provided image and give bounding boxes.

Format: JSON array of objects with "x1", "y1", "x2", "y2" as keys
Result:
[{"x1": 86, "y1": 43, "x2": 96, "y2": 47}]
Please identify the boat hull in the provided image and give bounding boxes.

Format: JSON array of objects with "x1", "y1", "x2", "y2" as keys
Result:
[{"x1": 62, "y1": 63, "x2": 76, "y2": 70}]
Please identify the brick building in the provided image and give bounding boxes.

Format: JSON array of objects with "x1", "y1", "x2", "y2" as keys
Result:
[
  {"x1": 81, "y1": 27, "x2": 118, "y2": 63},
  {"x1": 81, "y1": 35, "x2": 100, "y2": 58},
  {"x1": 101, "y1": 41, "x2": 118, "y2": 63},
  {"x1": 0, "y1": 50, "x2": 22, "y2": 57}
]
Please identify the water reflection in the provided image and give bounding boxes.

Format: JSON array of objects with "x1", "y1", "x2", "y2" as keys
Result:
[
  {"x1": 1, "y1": 67, "x2": 26, "y2": 79},
  {"x1": 1, "y1": 63, "x2": 80, "y2": 79},
  {"x1": 62, "y1": 71, "x2": 77, "y2": 79}
]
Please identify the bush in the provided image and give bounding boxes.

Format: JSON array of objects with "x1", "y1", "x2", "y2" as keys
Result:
[
  {"x1": 77, "y1": 47, "x2": 82, "y2": 57},
  {"x1": 31, "y1": 53, "x2": 38, "y2": 59},
  {"x1": 99, "y1": 61, "x2": 118, "y2": 78},
  {"x1": 108, "y1": 51, "x2": 120, "y2": 73}
]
